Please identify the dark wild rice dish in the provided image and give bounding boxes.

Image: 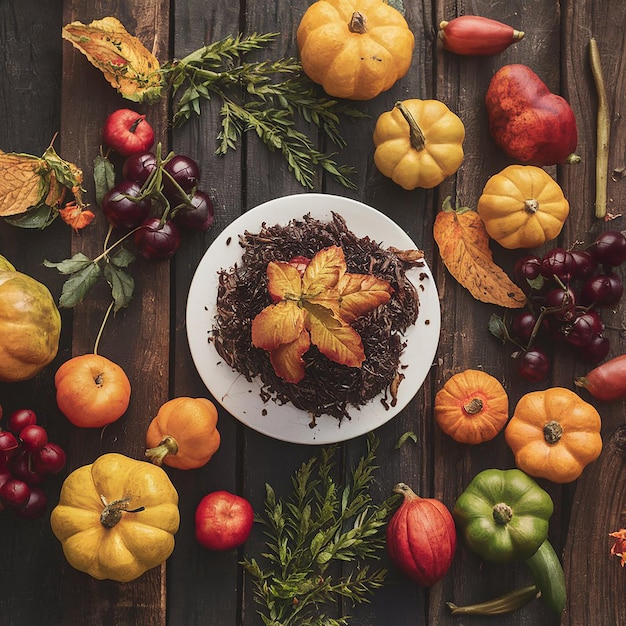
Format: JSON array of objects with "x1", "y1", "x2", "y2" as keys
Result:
[{"x1": 212, "y1": 212, "x2": 424, "y2": 424}]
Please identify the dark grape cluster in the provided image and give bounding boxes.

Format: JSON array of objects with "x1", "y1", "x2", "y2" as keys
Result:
[
  {"x1": 0, "y1": 406, "x2": 66, "y2": 520},
  {"x1": 102, "y1": 149, "x2": 215, "y2": 260},
  {"x1": 507, "y1": 231, "x2": 626, "y2": 382}
]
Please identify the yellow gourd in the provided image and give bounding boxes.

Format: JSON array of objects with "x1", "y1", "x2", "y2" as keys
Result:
[
  {"x1": 50, "y1": 453, "x2": 180, "y2": 582},
  {"x1": 0, "y1": 254, "x2": 61, "y2": 382},
  {"x1": 297, "y1": 0, "x2": 414, "y2": 100},
  {"x1": 373, "y1": 100, "x2": 465, "y2": 190},
  {"x1": 477, "y1": 165, "x2": 570, "y2": 249}
]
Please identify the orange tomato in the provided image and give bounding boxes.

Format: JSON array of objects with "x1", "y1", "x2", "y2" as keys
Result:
[{"x1": 55, "y1": 354, "x2": 131, "y2": 428}]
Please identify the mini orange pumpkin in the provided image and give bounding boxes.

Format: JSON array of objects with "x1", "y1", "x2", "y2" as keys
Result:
[
  {"x1": 55, "y1": 354, "x2": 131, "y2": 428},
  {"x1": 296, "y1": 0, "x2": 415, "y2": 100},
  {"x1": 505, "y1": 387, "x2": 602, "y2": 483},
  {"x1": 477, "y1": 165, "x2": 569, "y2": 249},
  {"x1": 145, "y1": 397, "x2": 220, "y2": 470},
  {"x1": 434, "y1": 369, "x2": 509, "y2": 444}
]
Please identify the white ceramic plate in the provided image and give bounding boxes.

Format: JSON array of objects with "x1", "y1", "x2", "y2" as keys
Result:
[{"x1": 186, "y1": 194, "x2": 440, "y2": 445}]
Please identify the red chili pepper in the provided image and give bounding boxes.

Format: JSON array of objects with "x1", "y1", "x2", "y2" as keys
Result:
[
  {"x1": 438, "y1": 15, "x2": 524, "y2": 56},
  {"x1": 575, "y1": 353, "x2": 626, "y2": 401}
]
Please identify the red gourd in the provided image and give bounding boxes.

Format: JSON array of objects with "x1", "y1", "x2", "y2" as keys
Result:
[
  {"x1": 575, "y1": 353, "x2": 626, "y2": 401},
  {"x1": 386, "y1": 483, "x2": 457, "y2": 586},
  {"x1": 485, "y1": 64, "x2": 578, "y2": 166},
  {"x1": 439, "y1": 16, "x2": 524, "y2": 56}
]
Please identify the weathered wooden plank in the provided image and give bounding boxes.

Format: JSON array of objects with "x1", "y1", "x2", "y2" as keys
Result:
[
  {"x1": 167, "y1": 1, "x2": 247, "y2": 624},
  {"x1": 52, "y1": 1, "x2": 170, "y2": 624},
  {"x1": 0, "y1": 2, "x2": 70, "y2": 624},
  {"x1": 560, "y1": 0, "x2": 626, "y2": 623},
  {"x1": 432, "y1": 1, "x2": 567, "y2": 624}
]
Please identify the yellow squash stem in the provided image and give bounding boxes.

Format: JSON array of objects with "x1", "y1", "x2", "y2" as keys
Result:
[{"x1": 589, "y1": 38, "x2": 609, "y2": 220}]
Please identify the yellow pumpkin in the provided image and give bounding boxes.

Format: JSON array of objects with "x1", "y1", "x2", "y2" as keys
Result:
[
  {"x1": 296, "y1": 0, "x2": 414, "y2": 100},
  {"x1": 50, "y1": 453, "x2": 180, "y2": 582},
  {"x1": 0, "y1": 254, "x2": 61, "y2": 382},
  {"x1": 477, "y1": 165, "x2": 570, "y2": 249},
  {"x1": 504, "y1": 387, "x2": 602, "y2": 484},
  {"x1": 373, "y1": 99, "x2": 465, "y2": 190}
]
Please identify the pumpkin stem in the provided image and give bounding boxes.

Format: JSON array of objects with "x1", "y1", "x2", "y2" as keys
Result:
[
  {"x1": 394, "y1": 101, "x2": 426, "y2": 151},
  {"x1": 145, "y1": 435, "x2": 179, "y2": 466},
  {"x1": 543, "y1": 420, "x2": 563, "y2": 444},
  {"x1": 392, "y1": 482, "x2": 420, "y2": 501},
  {"x1": 99, "y1": 496, "x2": 146, "y2": 528},
  {"x1": 463, "y1": 398, "x2": 484, "y2": 415},
  {"x1": 492, "y1": 502, "x2": 513, "y2": 525},
  {"x1": 523, "y1": 199, "x2": 539, "y2": 214},
  {"x1": 348, "y1": 11, "x2": 367, "y2": 34}
]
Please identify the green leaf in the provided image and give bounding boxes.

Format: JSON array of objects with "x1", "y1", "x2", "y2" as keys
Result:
[
  {"x1": 43, "y1": 253, "x2": 92, "y2": 275},
  {"x1": 5, "y1": 203, "x2": 57, "y2": 229},
  {"x1": 93, "y1": 155, "x2": 116, "y2": 207},
  {"x1": 58, "y1": 263, "x2": 101, "y2": 308},
  {"x1": 104, "y1": 264, "x2": 134, "y2": 311},
  {"x1": 109, "y1": 247, "x2": 136, "y2": 268},
  {"x1": 488, "y1": 313, "x2": 509, "y2": 342},
  {"x1": 395, "y1": 431, "x2": 418, "y2": 448}
]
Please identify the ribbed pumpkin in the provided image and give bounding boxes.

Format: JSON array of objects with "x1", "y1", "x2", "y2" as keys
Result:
[
  {"x1": 50, "y1": 453, "x2": 180, "y2": 582},
  {"x1": 505, "y1": 387, "x2": 602, "y2": 483},
  {"x1": 477, "y1": 165, "x2": 569, "y2": 249},
  {"x1": 373, "y1": 99, "x2": 465, "y2": 190},
  {"x1": 296, "y1": 0, "x2": 414, "y2": 100},
  {"x1": 145, "y1": 397, "x2": 220, "y2": 470},
  {"x1": 434, "y1": 369, "x2": 509, "y2": 444},
  {"x1": 386, "y1": 483, "x2": 456, "y2": 586}
]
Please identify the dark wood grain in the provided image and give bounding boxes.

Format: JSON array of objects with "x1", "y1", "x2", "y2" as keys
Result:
[{"x1": 0, "y1": 0, "x2": 624, "y2": 624}]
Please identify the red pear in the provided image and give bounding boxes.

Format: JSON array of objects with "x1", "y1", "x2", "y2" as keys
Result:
[{"x1": 485, "y1": 64, "x2": 578, "y2": 165}]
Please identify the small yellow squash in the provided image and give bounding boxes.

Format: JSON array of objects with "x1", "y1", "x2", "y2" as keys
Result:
[
  {"x1": 477, "y1": 165, "x2": 570, "y2": 249},
  {"x1": 297, "y1": 0, "x2": 414, "y2": 100},
  {"x1": 373, "y1": 100, "x2": 465, "y2": 190},
  {"x1": 51, "y1": 453, "x2": 180, "y2": 582}
]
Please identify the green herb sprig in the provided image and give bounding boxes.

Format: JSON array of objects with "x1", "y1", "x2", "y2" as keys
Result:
[
  {"x1": 242, "y1": 434, "x2": 398, "y2": 626},
  {"x1": 162, "y1": 33, "x2": 367, "y2": 190}
]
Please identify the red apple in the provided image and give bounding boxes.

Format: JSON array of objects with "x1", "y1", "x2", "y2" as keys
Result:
[
  {"x1": 195, "y1": 490, "x2": 254, "y2": 551},
  {"x1": 485, "y1": 64, "x2": 578, "y2": 166},
  {"x1": 102, "y1": 108, "x2": 155, "y2": 157}
]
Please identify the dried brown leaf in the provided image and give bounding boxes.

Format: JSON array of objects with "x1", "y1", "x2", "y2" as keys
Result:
[{"x1": 434, "y1": 201, "x2": 526, "y2": 308}]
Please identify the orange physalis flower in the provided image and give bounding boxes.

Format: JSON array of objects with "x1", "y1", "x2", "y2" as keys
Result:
[
  {"x1": 609, "y1": 528, "x2": 626, "y2": 567},
  {"x1": 59, "y1": 202, "x2": 95, "y2": 232}
]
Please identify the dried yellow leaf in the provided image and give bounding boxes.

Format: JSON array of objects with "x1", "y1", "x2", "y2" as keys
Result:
[
  {"x1": 62, "y1": 16, "x2": 163, "y2": 103},
  {"x1": 434, "y1": 200, "x2": 527, "y2": 309},
  {"x1": 0, "y1": 151, "x2": 48, "y2": 216}
]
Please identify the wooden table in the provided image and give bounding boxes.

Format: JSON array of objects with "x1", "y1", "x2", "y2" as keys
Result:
[{"x1": 1, "y1": 1, "x2": 625, "y2": 624}]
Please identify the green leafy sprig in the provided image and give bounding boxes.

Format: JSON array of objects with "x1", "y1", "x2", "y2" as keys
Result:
[
  {"x1": 242, "y1": 434, "x2": 399, "y2": 626},
  {"x1": 161, "y1": 33, "x2": 367, "y2": 190}
]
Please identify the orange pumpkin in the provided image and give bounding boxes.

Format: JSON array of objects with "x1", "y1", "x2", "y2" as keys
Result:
[
  {"x1": 296, "y1": 0, "x2": 414, "y2": 100},
  {"x1": 145, "y1": 397, "x2": 220, "y2": 470},
  {"x1": 434, "y1": 369, "x2": 509, "y2": 444},
  {"x1": 55, "y1": 354, "x2": 131, "y2": 428},
  {"x1": 505, "y1": 387, "x2": 602, "y2": 483}
]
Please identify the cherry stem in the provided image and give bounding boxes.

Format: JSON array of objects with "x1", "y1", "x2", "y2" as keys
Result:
[{"x1": 93, "y1": 300, "x2": 114, "y2": 356}]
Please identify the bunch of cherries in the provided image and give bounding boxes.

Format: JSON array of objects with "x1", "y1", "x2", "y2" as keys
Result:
[
  {"x1": 101, "y1": 146, "x2": 215, "y2": 260},
  {"x1": 0, "y1": 406, "x2": 67, "y2": 519},
  {"x1": 507, "y1": 230, "x2": 626, "y2": 382}
]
